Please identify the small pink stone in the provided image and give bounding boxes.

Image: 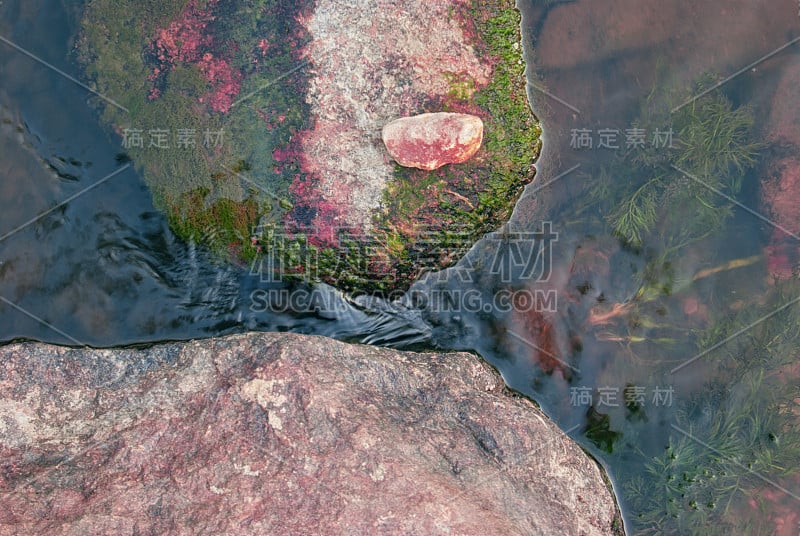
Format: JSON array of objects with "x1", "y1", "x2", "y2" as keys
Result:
[
  {"x1": 382, "y1": 112, "x2": 483, "y2": 170},
  {"x1": 683, "y1": 297, "x2": 699, "y2": 316}
]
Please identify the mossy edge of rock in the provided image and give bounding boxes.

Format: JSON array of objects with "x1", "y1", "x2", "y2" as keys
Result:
[{"x1": 77, "y1": 0, "x2": 541, "y2": 294}]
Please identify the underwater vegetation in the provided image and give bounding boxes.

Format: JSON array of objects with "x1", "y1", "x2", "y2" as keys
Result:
[
  {"x1": 589, "y1": 75, "x2": 763, "y2": 256},
  {"x1": 622, "y1": 282, "x2": 800, "y2": 535},
  {"x1": 572, "y1": 74, "x2": 765, "y2": 348},
  {"x1": 565, "y1": 73, "x2": 799, "y2": 534}
]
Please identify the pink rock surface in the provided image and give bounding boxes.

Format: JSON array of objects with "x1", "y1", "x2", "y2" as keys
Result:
[
  {"x1": 0, "y1": 333, "x2": 619, "y2": 535},
  {"x1": 293, "y1": 0, "x2": 493, "y2": 229},
  {"x1": 382, "y1": 113, "x2": 484, "y2": 171}
]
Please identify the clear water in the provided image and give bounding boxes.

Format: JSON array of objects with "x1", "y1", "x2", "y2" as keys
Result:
[{"x1": 1, "y1": 0, "x2": 799, "y2": 533}]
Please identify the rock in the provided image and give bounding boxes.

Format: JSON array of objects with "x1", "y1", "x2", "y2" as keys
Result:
[
  {"x1": 0, "y1": 333, "x2": 620, "y2": 535},
  {"x1": 294, "y1": 0, "x2": 493, "y2": 229},
  {"x1": 79, "y1": 0, "x2": 539, "y2": 292},
  {"x1": 382, "y1": 113, "x2": 484, "y2": 171}
]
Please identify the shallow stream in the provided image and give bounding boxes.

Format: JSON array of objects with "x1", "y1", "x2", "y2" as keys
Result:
[{"x1": 1, "y1": 1, "x2": 799, "y2": 533}]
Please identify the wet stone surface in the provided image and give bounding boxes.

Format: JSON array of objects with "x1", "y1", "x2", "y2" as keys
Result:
[{"x1": 78, "y1": 0, "x2": 541, "y2": 293}]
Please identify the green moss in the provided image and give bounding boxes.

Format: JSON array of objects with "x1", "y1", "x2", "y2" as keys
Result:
[
  {"x1": 167, "y1": 189, "x2": 260, "y2": 260},
  {"x1": 470, "y1": 2, "x2": 542, "y2": 227},
  {"x1": 369, "y1": 0, "x2": 541, "y2": 291},
  {"x1": 443, "y1": 72, "x2": 477, "y2": 101},
  {"x1": 78, "y1": 0, "x2": 308, "y2": 265}
]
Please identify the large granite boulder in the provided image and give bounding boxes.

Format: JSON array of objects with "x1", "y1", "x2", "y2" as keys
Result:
[
  {"x1": 0, "y1": 333, "x2": 620, "y2": 534},
  {"x1": 382, "y1": 113, "x2": 484, "y2": 170}
]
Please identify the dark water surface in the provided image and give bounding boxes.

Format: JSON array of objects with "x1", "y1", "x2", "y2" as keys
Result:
[
  {"x1": 2, "y1": 0, "x2": 800, "y2": 533},
  {"x1": 0, "y1": 0, "x2": 399, "y2": 345}
]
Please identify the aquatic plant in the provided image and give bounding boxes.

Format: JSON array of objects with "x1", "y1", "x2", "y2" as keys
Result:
[
  {"x1": 605, "y1": 80, "x2": 762, "y2": 252},
  {"x1": 573, "y1": 74, "x2": 767, "y2": 360},
  {"x1": 622, "y1": 283, "x2": 800, "y2": 534}
]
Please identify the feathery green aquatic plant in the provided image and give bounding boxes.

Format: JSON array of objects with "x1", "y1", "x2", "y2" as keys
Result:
[
  {"x1": 594, "y1": 75, "x2": 763, "y2": 252},
  {"x1": 623, "y1": 284, "x2": 800, "y2": 535}
]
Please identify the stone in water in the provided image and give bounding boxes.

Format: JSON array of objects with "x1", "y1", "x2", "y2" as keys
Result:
[{"x1": 382, "y1": 112, "x2": 484, "y2": 170}]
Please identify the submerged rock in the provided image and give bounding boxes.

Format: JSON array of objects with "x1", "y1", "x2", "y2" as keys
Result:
[
  {"x1": 382, "y1": 113, "x2": 484, "y2": 170},
  {"x1": 0, "y1": 333, "x2": 620, "y2": 534},
  {"x1": 78, "y1": 0, "x2": 541, "y2": 292}
]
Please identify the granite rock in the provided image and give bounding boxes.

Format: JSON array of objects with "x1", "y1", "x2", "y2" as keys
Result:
[
  {"x1": 0, "y1": 333, "x2": 620, "y2": 535},
  {"x1": 78, "y1": 0, "x2": 541, "y2": 291}
]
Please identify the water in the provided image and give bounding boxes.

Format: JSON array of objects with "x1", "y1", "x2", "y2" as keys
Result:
[
  {"x1": 2, "y1": 0, "x2": 800, "y2": 533},
  {"x1": 482, "y1": 1, "x2": 800, "y2": 533}
]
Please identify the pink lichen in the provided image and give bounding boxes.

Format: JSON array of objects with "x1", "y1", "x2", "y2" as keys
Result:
[
  {"x1": 197, "y1": 53, "x2": 242, "y2": 113},
  {"x1": 151, "y1": 0, "x2": 217, "y2": 65},
  {"x1": 286, "y1": 176, "x2": 345, "y2": 248},
  {"x1": 147, "y1": 0, "x2": 241, "y2": 113}
]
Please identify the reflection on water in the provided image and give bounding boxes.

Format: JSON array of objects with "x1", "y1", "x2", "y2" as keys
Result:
[{"x1": 2, "y1": 0, "x2": 800, "y2": 533}]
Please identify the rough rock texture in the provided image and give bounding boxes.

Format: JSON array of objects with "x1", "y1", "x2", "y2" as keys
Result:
[
  {"x1": 276, "y1": 0, "x2": 541, "y2": 291},
  {"x1": 79, "y1": 0, "x2": 540, "y2": 291},
  {"x1": 0, "y1": 333, "x2": 619, "y2": 535},
  {"x1": 382, "y1": 113, "x2": 484, "y2": 170},
  {"x1": 294, "y1": 0, "x2": 491, "y2": 229}
]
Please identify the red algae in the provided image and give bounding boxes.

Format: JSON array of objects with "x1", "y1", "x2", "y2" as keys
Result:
[
  {"x1": 197, "y1": 53, "x2": 242, "y2": 113},
  {"x1": 150, "y1": 0, "x2": 218, "y2": 65},
  {"x1": 147, "y1": 0, "x2": 241, "y2": 113}
]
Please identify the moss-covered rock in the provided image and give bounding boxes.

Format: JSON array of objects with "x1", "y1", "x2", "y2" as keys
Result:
[{"x1": 77, "y1": 0, "x2": 540, "y2": 293}]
